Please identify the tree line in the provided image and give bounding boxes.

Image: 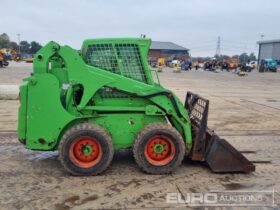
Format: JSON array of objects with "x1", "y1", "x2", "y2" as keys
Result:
[
  {"x1": 0, "y1": 33, "x2": 42, "y2": 54},
  {"x1": 215, "y1": 53, "x2": 257, "y2": 62},
  {"x1": 193, "y1": 52, "x2": 257, "y2": 63}
]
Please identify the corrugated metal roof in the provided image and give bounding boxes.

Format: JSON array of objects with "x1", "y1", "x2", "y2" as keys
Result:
[
  {"x1": 150, "y1": 41, "x2": 189, "y2": 51},
  {"x1": 257, "y1": 39, "x2": 280, "y2": 44}
]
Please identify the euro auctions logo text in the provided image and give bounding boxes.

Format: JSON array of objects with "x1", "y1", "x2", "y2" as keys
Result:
[
  {"x1": 166, "y1": 191, "x2": 275, "y2": 207},
  {"x1": 167, "y1": 192, "x2": 218, "y2": 204}
]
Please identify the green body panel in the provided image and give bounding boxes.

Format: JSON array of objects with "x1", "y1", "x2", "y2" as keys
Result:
[
  {"x1": 18, "y1": 38, "x2": 193, "y2": 152},
  {"x1": 18, "y1": 82, "x2": 28, "y2": 140},
  {"x1": 25, "y1": 74, "x2": 74, "y2": 150},
  {"x1": 90, "y1": 114, "x2": 166, "y2": 149}
]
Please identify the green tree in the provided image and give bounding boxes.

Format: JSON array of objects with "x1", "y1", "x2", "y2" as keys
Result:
[
  {"x1": 20, "y1": 41, "x2": 30, "y2": 53},
  {"x1": 8, "y1": 41, "x2": 19, "y2": 50},
  {"x1": 0, "y1": 33, "x2": 10, "y2": 48},
  {"x1": 29, "y1": 41, "x2": 42, "y2": 54},
  {"x1": 249, "y1": 53, "x2": 257, "y2": 61},
  {"x1": 221, "y1": 55, "x2": 230, "y2": 60},
  {"x1": 214, "y1": 54, "x2": 230, "y2": 61},
  {"x1": 239, "y1": 53, "x2": 250, "y2": 63}
]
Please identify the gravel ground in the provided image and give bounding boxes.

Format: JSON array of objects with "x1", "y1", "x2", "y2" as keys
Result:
[{"x1": 0, "y1": 62, "x2": 279, "y2": 209}]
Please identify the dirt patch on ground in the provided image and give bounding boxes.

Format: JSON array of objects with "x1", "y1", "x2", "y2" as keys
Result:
[{"x1": 0, "y1": 133, "x2": 279, "y2": 209}]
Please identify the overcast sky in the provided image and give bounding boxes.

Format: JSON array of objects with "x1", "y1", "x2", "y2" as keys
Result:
[{"x1": 3, "y1": 0, "x2": 280, "y2": 56}]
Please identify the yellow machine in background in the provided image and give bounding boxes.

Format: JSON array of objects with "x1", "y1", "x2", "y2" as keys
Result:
[
  {"x1": 0, "y1": 48, "x2": 7, "y2": 54},
  {"x1": 156, "y1": 57, "x2": 165, "y2": 72},
  {"x1": 173, "y1": 60, "x2": 181, "y2": 73},
  {"x1": 0, "y1": 48, "x2": 22, "y2": 61},
  {"x1": 0, "y1": 49, "x2": 9, "y2": 67}
]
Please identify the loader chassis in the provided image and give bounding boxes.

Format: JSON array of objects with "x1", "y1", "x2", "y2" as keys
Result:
[{"x1": 18, "y1": 38, "x2": 255, "y2": 175}]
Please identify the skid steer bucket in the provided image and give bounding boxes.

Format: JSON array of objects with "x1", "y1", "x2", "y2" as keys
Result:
[{"x1": 184, "y1": 92, "x2": 255, "y2": 173}]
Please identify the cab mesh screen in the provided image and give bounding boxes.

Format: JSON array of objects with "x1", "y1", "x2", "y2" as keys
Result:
[
  {"x1": 85, "y1": 43, "x2": 147, "y2": 83},
  {"x1": 85, "y1": 44, "x2": 120, "y2": 74},
  {"x1": 115, "y1": 44, "x2": 147, "y2": 83}
]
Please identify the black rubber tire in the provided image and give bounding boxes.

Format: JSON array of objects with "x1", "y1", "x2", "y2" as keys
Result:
[
  {"x1": 59, "y1": 123, "x2": 114, "y2": 176},
  {"x1": 133, "y1": 123, "x2": 185, "y2": 174}
]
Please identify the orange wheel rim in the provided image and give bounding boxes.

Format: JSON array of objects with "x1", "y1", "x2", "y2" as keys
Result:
[
  {"x1": 144, "y1": 136, "x2": 175, "y2": 166},
  {"x1": 69, "y1": 137, "x2": 102, "y2": 168}
]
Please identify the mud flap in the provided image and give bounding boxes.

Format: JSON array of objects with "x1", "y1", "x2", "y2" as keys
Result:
[
  {"x1": 205, "y1": 133, "x2": 255, "y2": 173},
  {"x1": 185, "y1": 91, "x2": 255, "y2": 173}
]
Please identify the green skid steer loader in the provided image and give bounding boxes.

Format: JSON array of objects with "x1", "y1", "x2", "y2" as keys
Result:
[{"x1": 18, "y1": 38, "x2": 255, "y2": 175}]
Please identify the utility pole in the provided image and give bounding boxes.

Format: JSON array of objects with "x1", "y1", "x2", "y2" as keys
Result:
[
  {"x1": 17, "y1": 33, "x2": 21, "y2": 54},
  {"x1": 215, "y1": 36, "x2": 221, "y2": 58}
]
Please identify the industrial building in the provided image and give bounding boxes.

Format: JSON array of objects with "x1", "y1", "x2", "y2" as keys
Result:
[
  {"x1": 148, "y1": 41, "x2": 189, "y2": 62},
  {"x1": 258, "y1": 39, "x2": 280, "y2": 64}
]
